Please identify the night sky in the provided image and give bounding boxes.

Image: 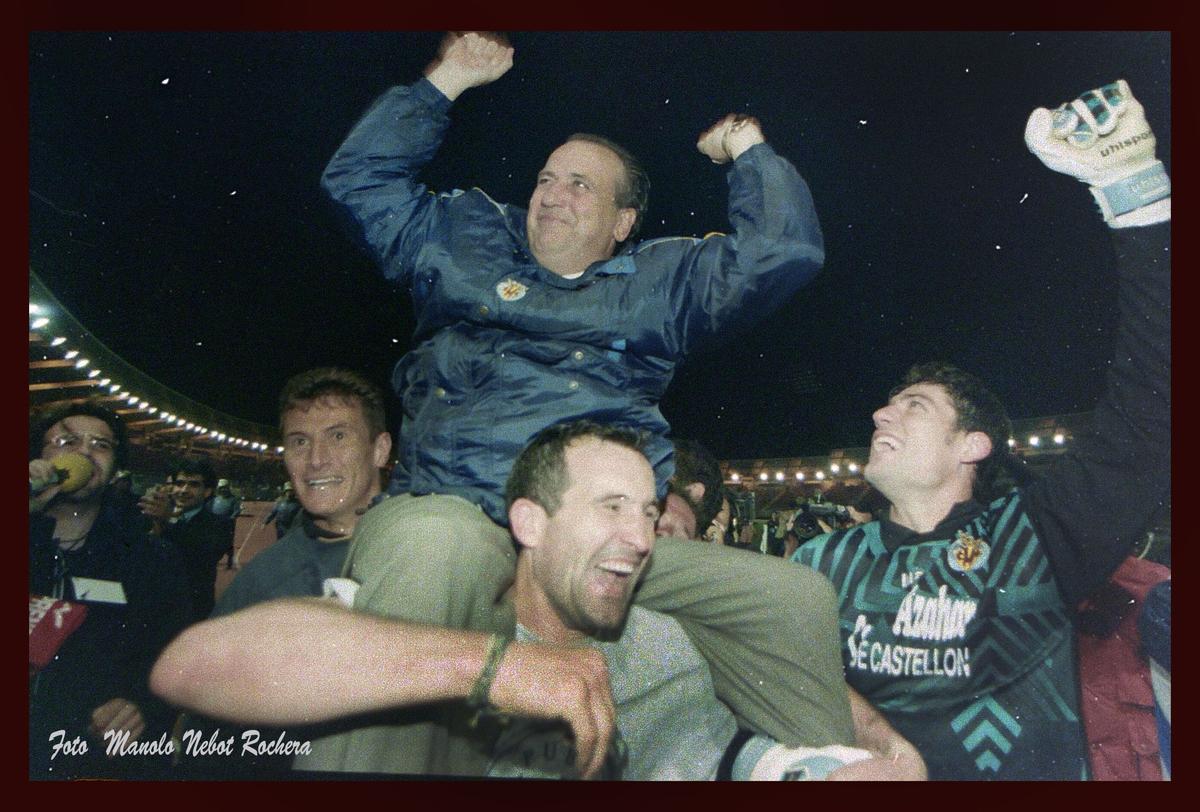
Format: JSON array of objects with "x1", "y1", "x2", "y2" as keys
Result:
[{"x1": 28, "y1": 31, "x2": 1171, "y2": 460}]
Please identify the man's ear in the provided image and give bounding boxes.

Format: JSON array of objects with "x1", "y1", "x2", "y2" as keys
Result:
[
  {"x1": 961, "y1": 431, "x2": 993, "y2": 465},
  {"x1": 684, "y1": 482, "x2": 706, "y2": 505},
  {"x1": 508, "y1": 498, "x2": 548, "y2": 551},
  {"x1": 372, "y1": 432, "x2": 393, "y2": 469},
  {"x1": 613, "y1": 208, "x2": 636, "y2": 243}
]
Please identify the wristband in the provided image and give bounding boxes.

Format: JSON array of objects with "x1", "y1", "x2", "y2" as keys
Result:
[
  {"x1": 731, "y1": 735, "x2": 872, "y2": 781},
  {"x1": 1092, "y1": 161, "x2": 1170, "y2": 219},
  {"x1": 467, "y1": 632, "x2": 512, "y2": 712}
]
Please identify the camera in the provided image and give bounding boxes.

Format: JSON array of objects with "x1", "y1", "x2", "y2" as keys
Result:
[{"x1": 806, "y1": 502, "x2": 849, "y2": 519}]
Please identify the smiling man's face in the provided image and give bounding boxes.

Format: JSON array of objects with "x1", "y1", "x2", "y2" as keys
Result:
[
  {"x1": 520, "y1": 438, "x2": 659, "y2": 643},
  {"x1": 865, "y1": 383, "x2": 970, "y2": 500},
  {"x1": 526, "y1": 140, "x2": 635, "y2": 275},
  {"x1": 281, "y1": 395, "x2": 390, "y2": 537}
]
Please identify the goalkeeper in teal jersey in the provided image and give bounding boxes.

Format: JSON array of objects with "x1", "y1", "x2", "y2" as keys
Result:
[{"x1": 792, "y1": 80, "x2": 1170, "y2": 780}]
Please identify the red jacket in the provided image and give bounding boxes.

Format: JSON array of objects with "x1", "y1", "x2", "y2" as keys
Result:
[{"x1": 1076, "y1": 556, "x2": 1169, "y2": 780}]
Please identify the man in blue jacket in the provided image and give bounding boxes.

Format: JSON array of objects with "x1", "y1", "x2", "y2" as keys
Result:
[
  {"x1": 322, "y1": 32, "x2": 822, "y2": 522},
  {"x1": 312, "y1": 32, "x2": 848, "y2": 772}
]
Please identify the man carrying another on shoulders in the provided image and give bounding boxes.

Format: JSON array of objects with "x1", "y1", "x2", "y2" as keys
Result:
[
  {"x1": 154, "y1": 421, "x2": 922, "y2": 780},
  {"x1": 310, "y1": 30, "x2": 849, "y2": 769}
]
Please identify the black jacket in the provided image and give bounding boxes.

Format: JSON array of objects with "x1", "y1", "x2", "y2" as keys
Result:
[{"x1": 30, "y1": 499, "x2": 193, "y2": 778}]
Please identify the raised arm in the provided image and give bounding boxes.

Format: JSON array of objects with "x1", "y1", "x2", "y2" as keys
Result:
[
  {"x1": 1021, "y1": 80, "x2": 1170, "y2": 605},
  {"x1": 656, "y1": 111, "x2": 825, "y2": 355},
  {"x1": 320, "y1": 33, "x2": 512, "y2": 287},
  {"x1": 149, "y1": 598, "x2": 617, "y2": 778}
]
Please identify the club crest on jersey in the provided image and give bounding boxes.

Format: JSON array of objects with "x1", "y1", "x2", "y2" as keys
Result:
[
  {"x1": 496, "y1": 278, "x2": 528, "y2": 301},
  {"x1": 948, "y1": 530, "x2": 989, "y2": 573}
]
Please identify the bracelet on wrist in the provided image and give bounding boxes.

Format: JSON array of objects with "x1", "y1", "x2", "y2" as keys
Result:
[{"x1": 467, "y1": 632, "x2": 513, "y2": 726}]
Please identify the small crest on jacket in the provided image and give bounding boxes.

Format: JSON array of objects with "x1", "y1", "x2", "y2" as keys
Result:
[
  {"x1": 496, "y1": 278, "x2": 528, "y2": 301},
  {"x1": 948, "y1": 530, "x2": 990, "y2": 573}
]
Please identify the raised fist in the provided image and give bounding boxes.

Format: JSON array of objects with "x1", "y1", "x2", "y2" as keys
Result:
[{"x1": 1025, "y1": 80, "x2": 1168, "y2": 220}]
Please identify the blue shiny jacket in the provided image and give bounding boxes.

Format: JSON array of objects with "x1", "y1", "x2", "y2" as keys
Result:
[{"x1": 323, "y1": 79, "x2": 824, "y2": 524}]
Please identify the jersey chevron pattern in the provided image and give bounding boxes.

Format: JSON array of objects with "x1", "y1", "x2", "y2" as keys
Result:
[{"x1": 794, "y1": 491, "x2": 1085, "y2": 780}]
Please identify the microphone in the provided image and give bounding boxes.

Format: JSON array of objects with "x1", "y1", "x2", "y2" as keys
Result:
[{"x1": 30, "y1": 452, "x2": 96, "y2": 495}]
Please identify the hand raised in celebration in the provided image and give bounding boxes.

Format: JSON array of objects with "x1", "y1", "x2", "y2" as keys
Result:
[
  {"x1": 425, "y1": 32, "x2": 514, "y2": 102},
  {"x1": 1025, "y1": 80, "x2": 1168, "y2": 222},
  {"x1": 698, "y1": 113, "x2": 765, "y2": 164}
]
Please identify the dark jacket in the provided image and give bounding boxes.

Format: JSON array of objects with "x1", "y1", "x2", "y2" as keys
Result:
[
  {"x1": 29, "y1": 500, "x2": 192, "y2": 778},
  {"x1": 165, "y1": 506, "x2": 234, "y2": 622},
  {"x1": 323, "y1": 78, "x2": 824, "y2": 524}
]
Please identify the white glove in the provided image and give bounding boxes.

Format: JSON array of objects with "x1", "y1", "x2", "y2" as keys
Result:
[{"x1": 1025, "y1": 80, "x2": 1169, "y2": 225}]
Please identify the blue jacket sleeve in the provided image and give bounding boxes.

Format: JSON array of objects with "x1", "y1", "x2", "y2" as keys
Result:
[
  {"x1": 649, "y1": 142, "x2": 825, "y2": 357},
  {"x1": 320, "y1": 78, "x2": 458, "y2": 286}
]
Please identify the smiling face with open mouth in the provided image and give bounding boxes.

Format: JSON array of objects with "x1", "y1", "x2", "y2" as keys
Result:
[
  {"x1": 521, "y1": 437, "x2": 660, "y2": 643},
  {"x1": 281, "y1": 394, "x2": 391, "y2": 538},
  {"x1": 865, "y1": 382, "x2": 975, "y2": 502}
]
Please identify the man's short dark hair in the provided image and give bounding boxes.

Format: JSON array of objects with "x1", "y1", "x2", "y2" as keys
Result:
[
  {"x1": 279, "y1": 367, "x2": 388, "y2": 438},
  {"x1": 173, "y1": 456, "x2": 218, "y2": 491},
  {"x1": 505, "y1": 420, "x2": 646, "y2": 516},
  {"x1": 668, "y1": 438, "x2": 724, "y2": 531},
  {"x1": 892, "y1": 362, "x2": 1012, "y2": 499},
  {"x1": 566, "y1": 133, "x2": 650, "y2": 248},
  {"x1": 29, "y1": 400, "x2": 129, "y2": 469}
]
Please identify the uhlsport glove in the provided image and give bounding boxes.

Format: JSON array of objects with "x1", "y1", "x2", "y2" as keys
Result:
[{"x1": 1025, "y1": 79, "x2": 1169, "y2": 225}]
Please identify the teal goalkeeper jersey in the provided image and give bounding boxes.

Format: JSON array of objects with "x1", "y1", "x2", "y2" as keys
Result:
[{"x1": 794, "y1": 495, "x2": 1083, "y2": 780}]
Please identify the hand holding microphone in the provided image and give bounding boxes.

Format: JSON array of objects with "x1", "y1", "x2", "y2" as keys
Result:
[{"x1": 29, "y1": 453, "x2": 95, "y2": 512}]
